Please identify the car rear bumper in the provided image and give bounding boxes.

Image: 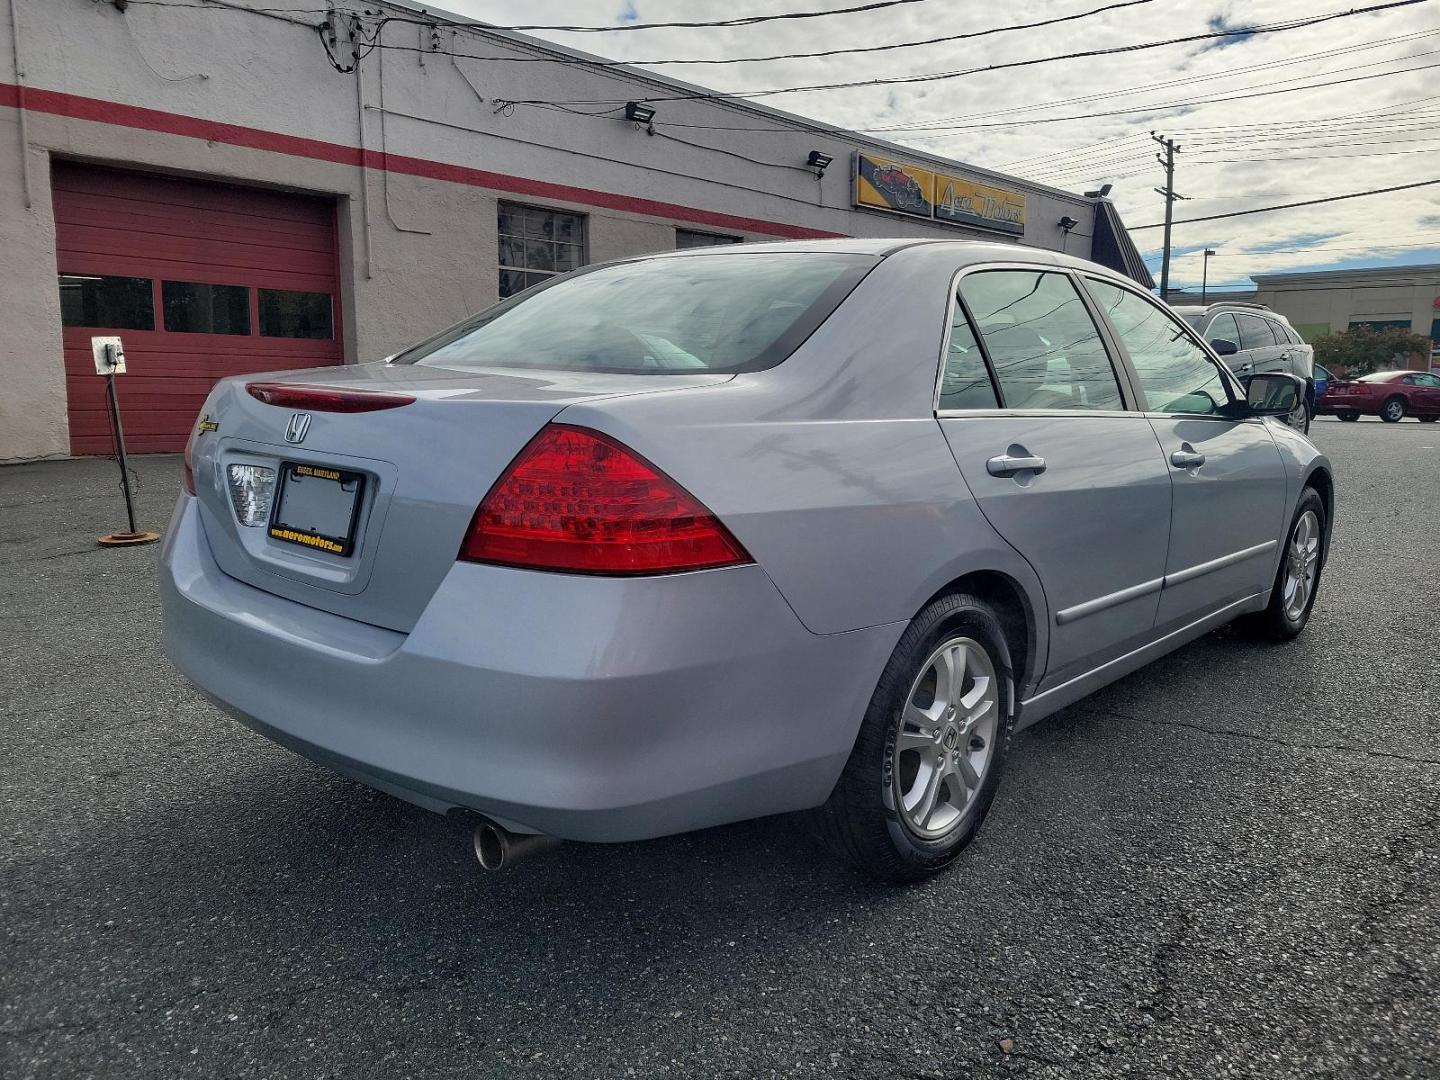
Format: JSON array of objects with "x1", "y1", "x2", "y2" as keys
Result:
[{"x1": 160, "y1": 495, "x2": 903, "y2": 842}]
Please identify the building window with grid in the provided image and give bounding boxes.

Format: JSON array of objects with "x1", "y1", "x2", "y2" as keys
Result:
[
  {"x1": 498, "y1": 203, "x2": 586, "y2": 298},
  {"x1": 676, "y1": 228, "x2": 742, "y2": 249}
]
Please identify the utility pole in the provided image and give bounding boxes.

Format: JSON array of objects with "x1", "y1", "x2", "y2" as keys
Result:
[
  {"x1": 1151, "y1": 132, "x2": 1185, "y2": 300},
  {"x1": 1201, "y1": 248, "x2": 1217, "y2": 304}
]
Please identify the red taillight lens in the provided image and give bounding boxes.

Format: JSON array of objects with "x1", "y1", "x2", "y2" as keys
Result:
[
  {"x1": 246, "y1": 382, "x2": 415, "y2": 412},
  {"x1": 460, "y1": 424, "x2": 752, "y2": 575}
]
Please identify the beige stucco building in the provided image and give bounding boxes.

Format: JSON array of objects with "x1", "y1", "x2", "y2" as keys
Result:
[
  {"x1": 0, "y1": 0, "x2": 1149, "y2": 462},
  {"x1": 1170, "y1": 265, "x2": 1440, "y2": 356}
]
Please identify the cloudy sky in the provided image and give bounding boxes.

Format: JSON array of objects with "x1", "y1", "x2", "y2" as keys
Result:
[{"x1": 440, "y1": 0, "x2": 1440, "y2": 290}]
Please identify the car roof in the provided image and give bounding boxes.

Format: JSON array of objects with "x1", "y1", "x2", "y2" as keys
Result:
[
  {"x1": 641, "y1": 237, "x2": 1121, "y2": 274},
  {"x1": 1172, "y1": 303, "x2": 1289, "y2": 322},
  {"x1": 1360, "y1": 370, "x2": 1409, "y2": 381}
]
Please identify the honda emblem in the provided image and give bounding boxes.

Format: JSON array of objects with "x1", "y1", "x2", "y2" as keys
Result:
[{"x1": 284, "y1": 412, "x2": 312, "y2": 444}]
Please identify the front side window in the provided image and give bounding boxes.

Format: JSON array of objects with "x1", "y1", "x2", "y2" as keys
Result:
[
  {"x1": 1205, "y1": 312, "x2": 1240, "y2": 346},
  {"x1": 397, "y1": 252, "x2": 876, "y2": 374},
  {"x1": 498, "y1": 203, "x2": 585, "y2": 299},
  {"x1": 162, "y1": 281, "x2": 250, "y2": 335},
  {"x1": 1087, "y1": 278, "x2": 1231, "y2": 415},
  {"x1": 58, "y1": 274, "x2": 154, "y2": 330},
  {"x1": 957, "y1": 270, "x2": 1123, "y2": 411}
]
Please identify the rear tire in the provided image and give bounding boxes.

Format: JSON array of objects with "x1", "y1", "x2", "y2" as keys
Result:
[
  {"x1": 1381, "y1": 395, "x2": 1406, "y2": 423},
  {"x1": 810, "y1": 593, "x2": 1013, "y2": 883},
  {"x1": 1338, "y1": 411, "x2": 1360, "y2": 422},
  {"x1": 1235, "y1": 488, "x2": 1326, "y2": 642},
  {"x1": 1420, "y1": 416, "x2": 1438, "y2": 423}
]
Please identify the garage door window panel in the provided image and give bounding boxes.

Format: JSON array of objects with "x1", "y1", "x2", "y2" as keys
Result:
[
  {"x1": 58, "y1": 274, "x2": 155, "y2": 330},
  {"x1": 958, "y1": 270, "x2": 1123, "y2": 411},
  {"x1": 1087, "y1": 278, "x2": 1231, "y2": 415},
  {"x1": 499, "y1": 203, "x2": 586, "y2": 298},
  {"x1": 677, "y1": 229, "x2": 742, "y2": 248},
  {"x1": 163, "y1": 282, "x2": 251, "y2": 335},
  {"x1": 259, "y1": 289, "x2": 334, "y2": 340}
]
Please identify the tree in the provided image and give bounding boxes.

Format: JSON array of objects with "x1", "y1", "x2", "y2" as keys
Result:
[{"x1": 1311, "y1": 325, "x2": 1432, "y2": 378}]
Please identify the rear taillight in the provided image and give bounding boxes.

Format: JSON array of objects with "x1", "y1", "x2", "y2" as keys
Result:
[
  {"x1": 246, "y1": 382, "x2": 415, "y2": 412},
  {"x1": 459, "y1": 424, "x2": 751, "y2": 575}
]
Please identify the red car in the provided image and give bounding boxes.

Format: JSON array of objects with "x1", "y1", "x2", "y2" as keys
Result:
[{"x1": 1325, "y1": 369, "x2": 1440, "y2": 423}]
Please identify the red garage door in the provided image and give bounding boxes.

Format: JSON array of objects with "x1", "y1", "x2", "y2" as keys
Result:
[{"x1": 53, "y1": 162, "x2": 343, "y2": 454}]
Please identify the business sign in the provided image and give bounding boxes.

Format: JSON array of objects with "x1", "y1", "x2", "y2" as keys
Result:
[
  {"x1": 854, "y1": 153, "x2": 934, "y2": 218},
  {"x1": 935, "y1": 173, "x2": 1025, "y2": 235},
  {"x1": 854, "y1": 152, "x2": 1025, "y2": 236}
]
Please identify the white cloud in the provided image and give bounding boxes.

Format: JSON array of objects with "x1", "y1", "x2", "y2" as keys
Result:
[{"x1": 438, "y1": 0, "x2": 1440, "y2": 287}]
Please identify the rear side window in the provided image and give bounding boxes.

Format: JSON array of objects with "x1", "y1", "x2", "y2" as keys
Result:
[
  {"x1": 939, "y1": 308, "x2": 999, "y2": 410},
  {"x1": 1237, "y1": 313, "x2": 1277, "y2": 349},
  {"x1": 957, "y1": 270, "x2": 1123, "y2": 411},
  {"x1": 396, "y1": 252, "x2": 876, "y2": 374},
  {"x1": 1270, "y1": 320, "x2": 1296, "y2": 345}
]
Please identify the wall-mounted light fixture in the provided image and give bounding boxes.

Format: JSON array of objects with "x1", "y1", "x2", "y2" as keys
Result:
[
  {"x1": 806, "y1": 150, "x2": 834, "y2": 178},
  {"x1": 1083, "y1": 183, "x2": 1113, "y2": 199},
  {"x1": 1058, "y1": 215, "x2": 1080, "y2": 253},
  {"x1": 625, "y1": 102, "x2": 657, "y2": 133}
]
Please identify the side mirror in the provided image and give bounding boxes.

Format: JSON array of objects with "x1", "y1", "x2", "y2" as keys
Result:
[
  {"x1": 1245, "y1": 371, "x2": 1303, "y2": 417},
  {"x1": 1210, "y1": 337, "x2": 1239, "y2": 356}
]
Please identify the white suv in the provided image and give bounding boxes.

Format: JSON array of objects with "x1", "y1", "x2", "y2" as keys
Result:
[{"x1": 1174, "y1": 303, "x2": 1315, "y2": 432}]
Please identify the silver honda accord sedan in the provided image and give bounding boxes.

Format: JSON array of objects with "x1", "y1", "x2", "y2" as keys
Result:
[{"x1": 161, "y1": 239, "x2": 1332, "y2": 882}]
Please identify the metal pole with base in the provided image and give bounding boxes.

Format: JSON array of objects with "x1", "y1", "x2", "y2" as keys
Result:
[{"x1": 92, "y1": 336, "x2": 159, "y2": 548}]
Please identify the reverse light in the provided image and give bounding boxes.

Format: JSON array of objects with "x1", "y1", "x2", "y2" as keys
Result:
[
  {"x1": 460, "y1": 425, "x2": 751, "y2": 575},
  {"x1": 246, "y1": 382, "x2": 416, "y2": 413},
  {"x1": 226, "y1": 464, "x2": 277, "y2": 527}
]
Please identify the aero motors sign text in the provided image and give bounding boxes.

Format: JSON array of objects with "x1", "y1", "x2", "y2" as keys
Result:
[{"x1": 853, "y1": 152, "x2": 1025, "y2": 236}]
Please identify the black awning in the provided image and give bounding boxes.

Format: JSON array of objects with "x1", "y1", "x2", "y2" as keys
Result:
[{"x1": 1089, "y1": 201, "x2": 1155, "y2": 290}]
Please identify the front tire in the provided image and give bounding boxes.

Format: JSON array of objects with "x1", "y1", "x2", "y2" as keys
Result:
[
  {"x1": 1381, "y1": 395, "x2": 1406, "y2": 423},
  {"x1": 1420, "y1": 416, "x2": 1437, "y2": 423},
  {"x1": 811, "y1": 593, "x2": 1013, "y2": 883},
  {"x1": 1236, "y1": 488, "x2": 1326, "y2": 642}
]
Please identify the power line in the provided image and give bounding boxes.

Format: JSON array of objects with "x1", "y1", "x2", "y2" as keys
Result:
[
  {"x1": 1128, "y1": 178, "x2": 1440, "y2": 230},
  {"x1": 498, "y1": 0, "x2": 1430, "y2": 105},
  {"x1": 507, "y1": 0, "x2": 938, "y2": 33},
  {"x1": 987, "y1": 29, "x2": 1440, "y2": 158},
  {"x1": 440, "y1": 0, "x2": 1162, "y2": 67}
]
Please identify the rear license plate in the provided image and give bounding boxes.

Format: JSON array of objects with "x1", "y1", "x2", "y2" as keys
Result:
[{"x1": 268, "y1": 463, "x2": 364, "y2": 556}]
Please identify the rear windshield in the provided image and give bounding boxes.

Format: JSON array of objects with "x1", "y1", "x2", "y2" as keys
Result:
[{"x1": 394, "y1": 252, "x2": 877, "y2": 374}]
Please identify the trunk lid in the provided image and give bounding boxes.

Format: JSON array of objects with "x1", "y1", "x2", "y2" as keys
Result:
[{"x1": 189, "y1": 363, "x2": 732, "y2": 631}]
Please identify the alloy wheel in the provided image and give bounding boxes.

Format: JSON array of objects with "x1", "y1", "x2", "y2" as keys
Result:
[
  {"x1": 893, "y1": 637, "x2": 998, "y2": 839},
  {"x1": 1282, "y1": 509, "x2": 1321, "y2": 621}
]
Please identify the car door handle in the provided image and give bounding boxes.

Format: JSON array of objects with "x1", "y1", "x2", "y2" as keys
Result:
[
  {"x1": 1171, "y1": 449, "x2": 1206, "y2": 469},
  {"x1": 986, "y1": 454, "x2": 1047, "y2": 477}
]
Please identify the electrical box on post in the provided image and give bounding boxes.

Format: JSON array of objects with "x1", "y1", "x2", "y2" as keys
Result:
[{"x1": 91, "y1": 336, "x2": 127, "y2": 375}]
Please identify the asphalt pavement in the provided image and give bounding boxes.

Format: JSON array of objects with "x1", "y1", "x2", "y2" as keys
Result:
[{"x1": 2, "y1": 417, "x2": 1438, "y2": 1079}]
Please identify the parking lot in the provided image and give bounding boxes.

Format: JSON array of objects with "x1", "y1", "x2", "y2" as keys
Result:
[{"x1": 2, "y1": 417, "x2": 1437, "y2": 1079}]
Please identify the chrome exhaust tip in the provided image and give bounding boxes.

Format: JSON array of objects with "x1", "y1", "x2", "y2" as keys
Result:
[{"x1": 473, "y1": 820, "x2": 559, "y2": 871}]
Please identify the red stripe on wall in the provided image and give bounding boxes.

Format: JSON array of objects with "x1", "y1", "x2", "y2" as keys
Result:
[{"x1": 0, "y1": 82, "x2": 843, "y2": 241}]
